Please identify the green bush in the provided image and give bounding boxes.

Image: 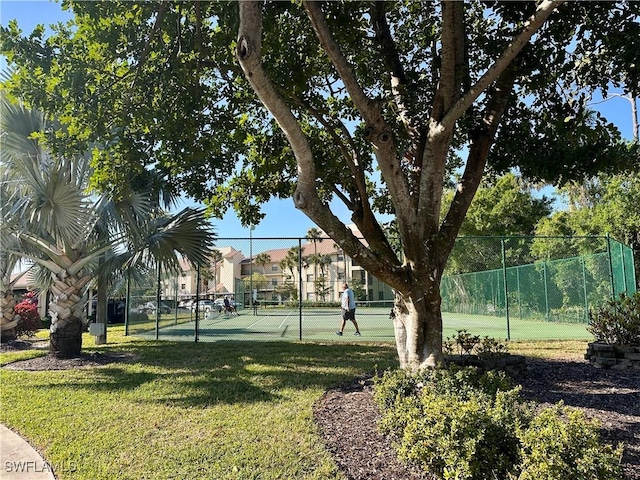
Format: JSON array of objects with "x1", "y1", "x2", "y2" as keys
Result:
[
  {"x1": 444, "y1": 329, "x2": 510, "y2": 357},
  {"x1": 374, "y1": 366, "x2": 623, "y2": 480},
  {"x1": 375, "y1": 366, "x2": 526, "y2": 480},
  {"x1": 587, "y1": 292, "x2": 640, "y2": 345},
  {"x1": 516, "y1": 403, "x2": 623, "y2": 480}
]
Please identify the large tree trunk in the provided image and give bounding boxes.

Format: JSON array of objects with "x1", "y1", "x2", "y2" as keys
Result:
[
  {"x1": 393, "y1": 280, "x2": 444, "y2": 370},
  {"x1": 48, "y1": 272, "x2": 90, "y2": 358}
]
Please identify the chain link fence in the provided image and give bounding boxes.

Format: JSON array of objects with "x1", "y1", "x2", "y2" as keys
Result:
[{"x1": 123, "y1": 236, "x2": 636, "y2": 343}]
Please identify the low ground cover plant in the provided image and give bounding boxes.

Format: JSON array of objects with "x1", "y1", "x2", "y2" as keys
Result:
[
  {"x1": 374, "y1": 365, "x2": 623, "y2": 480},
  {"x1": 587, "y1": 292, "x2": 640, "y2": 345}
]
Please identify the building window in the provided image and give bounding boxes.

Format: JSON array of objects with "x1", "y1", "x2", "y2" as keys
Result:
[
  {"x1": 271, "y1": 265, "x2": 278, "y2": 272},
  {"x1": 271, "y1": 279, "x2": 278, "y2": 286},
  {"x1": 181, "y1": 283, "x2": 186, "y2": 290},
  {"x1": 306, "y1": 274, "x2": 313, "y2": 282},
  {"x1": 337, "y1": 272, "x2": 345, "y2": 280},
  {"x1": 337, "y1": 254, "x2": 344, "y2": 261}
]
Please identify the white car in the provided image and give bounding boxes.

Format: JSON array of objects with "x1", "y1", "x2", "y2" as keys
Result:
[{"x1": 191, "y1": 300, "x2": 220, "y2": 312}]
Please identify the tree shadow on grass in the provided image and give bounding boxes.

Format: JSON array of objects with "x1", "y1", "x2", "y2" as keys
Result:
[{"x1": 19, "y1": 340, "x2": 399, "y2": 407}]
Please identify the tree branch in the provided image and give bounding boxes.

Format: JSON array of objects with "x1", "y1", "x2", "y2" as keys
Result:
[
  {"x1": 237, "y1": 1, "x2": 405, "y2": 284},
  {"x1": 439, "y1": 63, "x2": 519, "y2": 261},
  {"x1": 441, "y1": 0, "x2": 563, "y2": 132},
  {"x1": 129, "y1": 3, "x2": 167, "y2": 92},
  {"x1": 433, "y1": 1, "x2": 465, "y2": 120},
  {"x1": 303, "y1": 0, "x2": 414, "y2": 258},
  {"x1": 370, "y1": 2, "x2": 415, "y2": 137}
]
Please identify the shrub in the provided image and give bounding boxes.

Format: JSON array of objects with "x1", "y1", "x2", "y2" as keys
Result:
[
  {"x1": 445, "y1": 329, "x2": 480, "y2": 355},
  {"x1": 444, "y1": 329, "x2": 509, "y2": 357},
  {"x1": 516, "y1": 403, "x2": 623, "y2": 480},
  {"x1": 375, "y1": 366, "x2": 526, "y2": 480},
  {"x1": 13, "y1": 292, "x2": 42, "y2": 337},
  {"x1": 375, "y1": 366, "x2": 623, "y2": 480},
  {"x1": 587, "y1": 292, "x2": 640, "y2": 345}
]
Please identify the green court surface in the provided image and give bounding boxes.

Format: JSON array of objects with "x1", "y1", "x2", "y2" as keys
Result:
[{"x1": 129, "y1": 305, "x2": 591, "y2": 343}]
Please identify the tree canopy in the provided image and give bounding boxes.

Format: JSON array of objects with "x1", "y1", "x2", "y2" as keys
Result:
[{"x1": 2, "y1": 0, "x2": 639, "y2": 368}]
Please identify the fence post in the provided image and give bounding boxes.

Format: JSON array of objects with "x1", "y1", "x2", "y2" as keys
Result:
[
  {"x1": 619, "y1": 241, "x2": 628, "y2": 293},
  {"x1": 501, "y1": 237, "x2": 511, "y2": 340},
  {"x1": 298, "y1": 238, "x2": 303, "y2": 340},
  {"x1": 125, "y1": 271, "x2": 130, "y2": 336},
  {"x1": 195, "y1": 263, "x2": 200, "y2": 343},
  {"x1": 155, "y1": 263, "x2": 161, "y2": 340},
  {"x1": 543, "y1": 262, "x2": 550, "y2": 321},
  {"x1": 581, "y1": 256, "x2": 589, "y2": 322},
  {"x1": 174, "y1": 275, "x2": 179, "y2": 325},
  {"x1": 606, "y1": 235, "x2": 615, "y2": 299}
]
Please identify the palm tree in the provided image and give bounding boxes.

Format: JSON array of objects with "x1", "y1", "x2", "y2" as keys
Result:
[
  {"x1": 0, "y1": 95, "x2": 48, "y2": 341},
  {"x1": 0, "y1": 245, "x2": 31, "y2": 341},
  {"x1": 1, "y1": 98, "x2": 215, "y2": 357},
  {"x1": 255, "y1": 253, "x2": 271, "y2": 276},
  {"x1": 306, "y1": 227, "x2": 323, "y2": 299},
  {"x1": 316, "y1": 254, "x2": 332, "y2": 301},
  {"x1": 211, "y1": 249, "x2": 224, "y2": 297}
]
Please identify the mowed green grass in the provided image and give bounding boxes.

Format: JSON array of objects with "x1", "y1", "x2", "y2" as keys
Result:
[
  {"x1": 0, "y1": 327, "x2": 399, "y2": 480},
  {"x1": 0, "y1": 328, "x2": 590, "y2": 480}
]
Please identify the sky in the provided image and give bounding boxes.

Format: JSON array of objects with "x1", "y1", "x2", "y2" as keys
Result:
[{"x1": 1, "y1": 0, "x2": 637, "y2": 239}]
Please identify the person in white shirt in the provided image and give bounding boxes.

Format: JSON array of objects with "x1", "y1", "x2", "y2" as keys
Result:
[{"x1": 335, "y1": 283, "x2": 361, "y2": 336}]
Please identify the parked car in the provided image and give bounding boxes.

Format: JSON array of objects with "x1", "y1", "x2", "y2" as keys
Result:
[
  {"x1": 138, "y1": 301, "x2": 171, "y2": 314},
  {"x1": 178, "y1": 300, "x2": 194, "y2": 309},
  {"x1": 191, "y1": 300, "x2": 220, "y2": 313}
]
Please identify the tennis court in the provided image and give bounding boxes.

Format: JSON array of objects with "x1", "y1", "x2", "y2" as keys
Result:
[{"x1": 129, "y1": 304, "x2": 591, "y2": 343}]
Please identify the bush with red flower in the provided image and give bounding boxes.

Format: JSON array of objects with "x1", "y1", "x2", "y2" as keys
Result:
[{"x1": 13, "y1": 291, "x2": 43, "y2": 338}]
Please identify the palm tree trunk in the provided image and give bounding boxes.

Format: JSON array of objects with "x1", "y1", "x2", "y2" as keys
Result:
[
  {"x1": 48, "y1": 272, "x2": 90, "y2": 358},
  {"x1": 0, "y1": 289, "x2": 19, "y2": 342}
]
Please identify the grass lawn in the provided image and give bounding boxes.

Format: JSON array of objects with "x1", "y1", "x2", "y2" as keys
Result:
[{"x1": 0, "y1": 328, "x2": 589, "y2": 480}]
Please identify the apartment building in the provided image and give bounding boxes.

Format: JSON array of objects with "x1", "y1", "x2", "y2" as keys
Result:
[{"x1": 161, "y1": 227, "x2": 394, "y2": 306}]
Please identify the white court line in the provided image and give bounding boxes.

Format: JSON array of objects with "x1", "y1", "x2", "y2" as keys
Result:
[
  {"x1": 246, "y1": 310, "x2": 297, "y2": 330},
  {"x1": 278, "y1": 311, "x2": 296, "y2": 329}
]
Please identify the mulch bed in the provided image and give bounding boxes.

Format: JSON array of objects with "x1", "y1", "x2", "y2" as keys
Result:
[
  {"x1": 0, "y1": 339, "x2": 136, "y2": 370},
  {"x1": 314, "y1": 359, "x2": 640, "y2": 480}
]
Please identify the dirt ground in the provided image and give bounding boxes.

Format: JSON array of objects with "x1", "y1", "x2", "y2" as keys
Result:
[{"x1": 2, "y1": 340, "x2": 639, "y2": 480}]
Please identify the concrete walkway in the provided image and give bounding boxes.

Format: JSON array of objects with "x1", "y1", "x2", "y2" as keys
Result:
[{"x1": 0, "y1": 425, "x2": 55, "y2": 480}]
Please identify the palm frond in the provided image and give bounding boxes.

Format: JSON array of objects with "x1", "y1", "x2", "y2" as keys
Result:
[{"x1": 132, "y1": 207, "x2": 216, "y2": 274}]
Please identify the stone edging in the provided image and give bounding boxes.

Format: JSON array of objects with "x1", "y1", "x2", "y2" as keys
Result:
[{"x1": 584, "y1": 342, "x2": 640, "y2": 369}]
